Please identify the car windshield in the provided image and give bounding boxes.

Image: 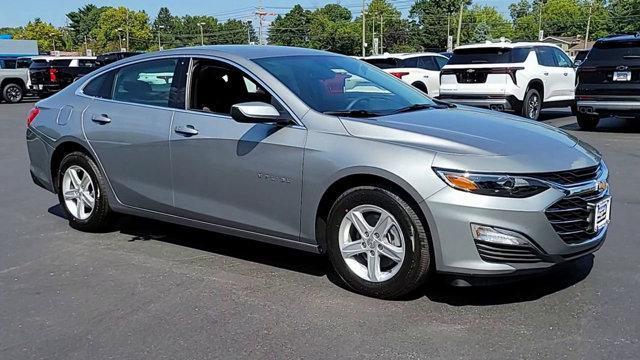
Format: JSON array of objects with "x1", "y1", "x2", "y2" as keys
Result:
[{"x1": 253, "y1": 55, "x2": 434, "y2": 116}]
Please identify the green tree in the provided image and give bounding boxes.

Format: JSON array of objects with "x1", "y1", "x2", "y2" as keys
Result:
[
  {"x1": 268, "y1": 5, "x2": 312, "y2": 47},
  {"x1": 216, "y1": 19, "x2": 255, "y2": 45},
  {"x1": 608, "y1": 0, "x2": 640, "y2": 33},
  {"x1": 472, "y1": 22, "x2": 491, "y2": 42},
  {"x1": 66, "y1": 4, "x2": 107, "y2": 49},
  {"x1": 410, "y1": 0, "x2": 471, "y2": 50},
  {"x1": 13, "y1": 18, "x2": 62, "y2": 52},
  {"x1": 308, "y1": 4, "x2": 360, "y2": 54},
  {"x1": 90, "y1": 7, "x2": 152, "y2": 53},
  {"x1": 177, "y1": 15, "x2": 219, "y2": 46},
  {"x1": 154, "y1": 7, "x2": 181, "y2": 48}
]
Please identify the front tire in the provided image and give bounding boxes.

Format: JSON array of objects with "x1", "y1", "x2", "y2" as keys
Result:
[
  {"x1": 326, "y1": 186, "x2": 431, "y2": 299},
  {"x1": 2, "y1": 83, "x2": 23, "y2": 103},
  {"x1": 521, "y1": 88, "x2": 542, "y2": 120},
  {"x1": 57, "y1": 152, "x2": 113, "y2": 232},
  {"x1": 576, "y1": 113, "x2": 600, "y2": 130}
]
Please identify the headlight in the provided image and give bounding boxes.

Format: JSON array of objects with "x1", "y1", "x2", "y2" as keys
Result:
[{"x1": 434, "y1": 168, "x2": 550, "y2": 198}]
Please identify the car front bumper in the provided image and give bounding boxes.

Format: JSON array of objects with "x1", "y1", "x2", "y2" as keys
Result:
[{"x1": 421, "y1": 174, "x2": 609, "y2": 277}]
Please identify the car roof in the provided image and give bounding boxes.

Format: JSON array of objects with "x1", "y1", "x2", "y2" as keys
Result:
[
  {"x1": 363, "y1": 52, "x2": 446, "y2": 60},
  {"x1": 157, "y1": 45, "x2": 334, "y2": 60},
  {"x1": 597, "y1": 33, "x2": 640, "y2": 44},
  {"x1": 455, "y1": 41, "x2": 560, "y2": 50}
]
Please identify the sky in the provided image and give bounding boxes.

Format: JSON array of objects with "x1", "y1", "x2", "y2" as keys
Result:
[{"x1": 0, "y1": 0, "x2": 512, "y2": 28}]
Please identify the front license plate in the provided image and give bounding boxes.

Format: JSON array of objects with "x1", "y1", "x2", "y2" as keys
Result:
[
  {"x1": 593, "y1": 197, "x2": 611, "y2": 232},
  {"x1": 613, "y1": 71, "x2": 631, "y2": 82}
]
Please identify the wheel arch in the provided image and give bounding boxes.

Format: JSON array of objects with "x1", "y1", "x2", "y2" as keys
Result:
[
  {"x1": 1, "y1": 77, "x2": 26, "y2": 90},
  {"x1": 411, "y1": 81, "x2": 428, "y2": 93},
  {"x1": 50, "y1": 140, "x2": 96, "y2": 193},
  {"x1": 314, "y1": 171, "x2": 430, "y2": 254},
  {"x1": 526, "y1": 78, "x2": 544, "y2": 100}
]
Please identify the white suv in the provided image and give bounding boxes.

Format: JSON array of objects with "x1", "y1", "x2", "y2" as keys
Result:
[
  {"x1": 438, "y1": 41, "x2": 576, "y2": 119},
  {"x1": 362, "y1": 53, "x2": 449, "y2": 97}
]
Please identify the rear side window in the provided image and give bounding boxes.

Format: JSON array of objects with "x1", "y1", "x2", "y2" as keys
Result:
[
  {"x1": 52, "y1": 59, "x2": 72, "y2": 67},
  {"x1": 536, "y1": 47, "x2": 557, "y2": 67},
  {"x1": 448, "y1": 47, "x2": 531, "y2": 64},
  {"x1": 17, "y1": 59, "x2": 31, "y2": 68},
  {"x1": 113, "y1": 58, "x2": 178, "y2": 107},
  {"x1": 78, "y1": 59, "x2": 97, "y2": 68},
  {"x1": 83, "y1": 71, "x2": 115, "y2": 99},
  {"x1": 417, "y1": 56, "x2": 440, "y2": 71},
  {"x1": 587, "y1": 40, "x2": 640, "y2": 63},
  {"x1": 364, "y1": 58, "x2": 400, "y2": 69},
  {"x1": 399, "y1": 57, "x2": 418, "y2": 68}
]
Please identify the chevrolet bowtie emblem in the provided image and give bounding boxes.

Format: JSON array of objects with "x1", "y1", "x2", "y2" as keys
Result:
[{"x1": 466, "y1": 69, "x2": 476, "y2": 73}]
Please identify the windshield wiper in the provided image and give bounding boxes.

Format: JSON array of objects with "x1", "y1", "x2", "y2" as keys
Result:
[
  {"x1": 390, "y1": 103, "x2": 436, "y2": 114},
  {"x1": 323, "y1": 109, "x2": 381, "y2": 118},
  {"x1": 431, "y1": 98, "x2": 457, "y2": 108}
]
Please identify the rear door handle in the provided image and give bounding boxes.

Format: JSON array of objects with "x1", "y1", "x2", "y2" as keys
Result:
[
  {"x1": 91, "y1": 114, "x2": 111, "y2": 124},
  {"x1": 543, "y1": 72, "x2": 549, "y2": 76},
  {"x1": 174, "y1": 125, "x2": 199, "y2": 136}
]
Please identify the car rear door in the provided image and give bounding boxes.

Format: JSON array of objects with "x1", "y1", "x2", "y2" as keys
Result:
[
  {"x1": 82, "y1": 57, "x2": 188, "y2": 212},
  {"x1": 169, "y1": 57, "x2": 306, "y2": 241}
]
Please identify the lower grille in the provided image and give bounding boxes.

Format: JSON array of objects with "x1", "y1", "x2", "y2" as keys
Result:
[
  {"x1": 475, "y1": 241, "x2": 543, "y2": 263},
  {"x1": 545, "y1": 190, "x2": 608, "y2": 244}
]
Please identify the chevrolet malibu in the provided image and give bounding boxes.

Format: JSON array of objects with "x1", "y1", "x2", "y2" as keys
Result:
[{"x1": 26, "y1": 46, "x2": 611, "y2": 299}]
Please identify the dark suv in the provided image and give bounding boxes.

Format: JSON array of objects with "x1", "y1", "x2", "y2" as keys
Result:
[{"x1": 576, "y1": 34, "x2": 640, "y2": 129}]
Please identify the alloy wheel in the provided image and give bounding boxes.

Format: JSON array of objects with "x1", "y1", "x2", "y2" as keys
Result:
[
  {"x1": 6, "y1": 86, "x2": 22, "y2": 103},
  {"x1": 528, "y1": 94, "x2": 540, "y2": 119},
  {"x1": 338, "y1": 204, "x2": 406, "y2": 282},
  {"x1": 62, "y1": 165, "x2": 96, "y2": 220}
]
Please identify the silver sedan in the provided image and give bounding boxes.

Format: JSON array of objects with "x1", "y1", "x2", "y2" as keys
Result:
[{"x1": 26, "y1": 46, "x2": 610, "y2": 298}]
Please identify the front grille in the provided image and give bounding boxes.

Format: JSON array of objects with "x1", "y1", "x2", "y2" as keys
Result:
[
  {"x1": 475, "y1": 241, "x2": 543, "y2": 263},
  {"x1": 545, "y1": 190, "x2": 608, "y2": 244},
  {"x1": 527, "y1": 165, "x2": 600, "y2": 185}
]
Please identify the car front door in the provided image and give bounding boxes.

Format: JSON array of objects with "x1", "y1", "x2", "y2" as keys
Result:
[
  {"x1": 82, "y1": 57, "x2": 188, "y2": 212},
  {"x1": 552, "y1": 47, "x2": 577, "y2": 100},
  {"x1": 535, "y1": 46, "x2": 564, "y2": 101},
  {"x1": 169, "y1": 58, "x2": 306, "y2": 241}
]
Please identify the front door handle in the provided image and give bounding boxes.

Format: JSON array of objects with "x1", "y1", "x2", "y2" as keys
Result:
[
  {"x1": 174, "y1": 125, "x2": 199, "y2": 136},
  {"x1": 91, "y1": 114, "x2": 111, "y2": 124},
  {"x1": 563, "y1": 72, "x2": 569, "y2": 76}
]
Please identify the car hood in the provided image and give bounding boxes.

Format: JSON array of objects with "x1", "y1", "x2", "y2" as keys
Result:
[{"x1": 339, "y1": 106, "x2": 601, "y2": 173}]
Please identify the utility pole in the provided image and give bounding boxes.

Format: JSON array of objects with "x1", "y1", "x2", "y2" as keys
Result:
[
  {"x1": 255, "y1": 1, "x2": 276, "y2": 45},
  {"x1": 380, "y1": 15, "x2": 383, "y2": 54},
  {"x1": 371, "y1": 13, "x2": 375, "y2": 55},
  {"x1": 50, "y1": 33, "x2": 56, "y2": 52},
  {"x1": 585, "y1": 1, "x2": 593, "y2": 49},
  {"x1": 197, "y1": 22, "x2": 205, "y2": 46},
  {"x1": 538, "y1": 2, "x2": 543, "y2": 40},
  {"x1": 125, "y1": 12, "x2": 130, "y2": 51},
  {"x1": 157, "y1": 25, "x2": 165, "y2": 51},
  {"x1": 361, "y1": 0, "x2": 366, "y2": 57},
  {"x1": 247, "y1": 21, "x2": 252, "y2": 44},
  {"x1": 455, "y1": 0, "x2": 464, "y2": 47}
]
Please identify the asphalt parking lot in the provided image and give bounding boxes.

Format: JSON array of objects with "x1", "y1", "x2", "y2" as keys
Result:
[{"x1": 1, "y1": 100, "x2": 639, "y2": 359}]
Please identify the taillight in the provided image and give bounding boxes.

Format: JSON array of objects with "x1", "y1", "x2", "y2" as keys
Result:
[
  {"x1": 390, "y1": 72, "x2": 410, "y2": 79},
  {"x1": 49, "y1": 68, "x2": 58, "y2": 83},
  {"x1": 488, "y1": 67, "x2": 524, "y2": 85},
  {"x1": 26, "y1": 107, "x2": 40, "y2": 126}
]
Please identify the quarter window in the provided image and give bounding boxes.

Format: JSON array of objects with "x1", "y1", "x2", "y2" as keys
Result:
[
  {"x1": 83, "y1": 71, "x2": 115, "y2": 99},
  {"x1": 434, "y1": 56, "x2": 448, "y2": 70},
  {"x1": 113, "y1": 58, "x2": 179, "y2": 107}
]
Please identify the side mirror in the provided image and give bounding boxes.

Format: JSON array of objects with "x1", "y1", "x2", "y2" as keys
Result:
[{"x1": 230, "y1": 102, "x2": 288, "y2": 125}]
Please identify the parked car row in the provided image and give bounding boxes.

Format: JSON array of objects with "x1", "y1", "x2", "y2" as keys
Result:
[
  {"x1": 0, "y1": 52, "x2": 142, "y2": 103},
  {"x1": 362, "y1": 34, "x2": 640, "y2": 130}
]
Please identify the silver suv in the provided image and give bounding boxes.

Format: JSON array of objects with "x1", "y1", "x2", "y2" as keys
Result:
[{"x1": 26, "y1": 46, "x2": 610, "y2": 298}]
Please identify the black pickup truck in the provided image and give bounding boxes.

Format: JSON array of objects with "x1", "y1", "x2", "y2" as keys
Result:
[
  {"x1": 575, "y1": 34, "x2": 640, "y2": 130},
  {"x1": 29, "y1": 57, "x2": 97, "y2": 98}
]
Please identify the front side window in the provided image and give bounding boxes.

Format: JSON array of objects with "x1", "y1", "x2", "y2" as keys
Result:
[
  {"x1": 536, "y1": 47, "x2": 557, "y2": 67},
  {"x1": 553, "y1": 48, "x2": 573, "y2": 68},
  {"x1": 113, "y1": 58, "x2": 179, "y2": 107},
  {"x1": 254, "y1": 55, "x2": 434, "y2": 116},
  {"x1": 435, "y1": 56, "x2": 449, "y2": 69},
  {"x1": 189, "y1": 58, "x2": 281, "y2": 116}
]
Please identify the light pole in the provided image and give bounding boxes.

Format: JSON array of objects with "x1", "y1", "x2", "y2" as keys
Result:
[
  {"x1": 50, "y1": 33, "x2": 56, "y2": 52},
  {"x1": 157, "y1": 25, "x2": 165, "y2": 51},
  {"x1": 116, "y1": 28, "x2": 123, "y2": 51},
  {"x1": 197, "y1": 22, "x2": 205, "y2": 46}
]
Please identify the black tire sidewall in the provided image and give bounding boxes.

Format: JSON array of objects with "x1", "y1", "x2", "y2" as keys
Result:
[
  {"x1": 576, "y1": 113, "x2": 600, "y2": 130},
  {"x1": 522, "y1": 88, "x2": 541, "y2": 120},
  {"x1": 56, "y1": 152, "x2": 110, "y2": 230},
  {"x1": 3, "y1": 84, "x2": 23, "y2": 103},
  {"x1": 326, "y1": 186, "x2": 428, "y2": 298}
]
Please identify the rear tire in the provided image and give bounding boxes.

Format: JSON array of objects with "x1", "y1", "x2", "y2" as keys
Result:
[
  {"x1": 2, "y1": 83, "x2": 23, "y2": 103},
  {"x1": 56, "y1": 151, "x2": 114, "y2": 232},
  {"x1": 521, "y1": 88, "x2": 542, "y2": 120},
  {"x1": 326, "y1": 186, "x2": 431, "y2": 299},
  {"x1": 576, "y1": 113, "x2": 600, "y2": 131}
]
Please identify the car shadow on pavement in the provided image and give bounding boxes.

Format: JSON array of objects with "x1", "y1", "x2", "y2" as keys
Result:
[
  {"x1": 48, "y1": 205, "x2": 594, "y2": 304},
  {"x1": 421, "y1": 255, "x2": 594, "y2": 306},
  {"x1": 561, "y1": 117, "x2": 640, "y2": 133}
]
